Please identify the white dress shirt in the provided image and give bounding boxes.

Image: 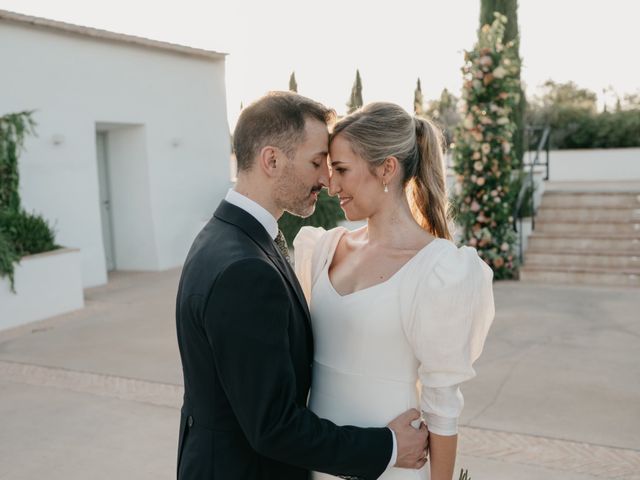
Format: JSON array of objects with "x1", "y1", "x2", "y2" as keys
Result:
[
  {"x1": 225, "y1": 189, "x2": 279, "y2": 240},
  {"x1": 224, "y1": 189, "x2": 399, "y2": 469}
]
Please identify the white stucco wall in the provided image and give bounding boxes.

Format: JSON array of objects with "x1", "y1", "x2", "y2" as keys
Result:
[
  {"x1": 527, "y1": 148, "x2": 640, "y2": 182},
  {"x1": 0, "y1": 19, "x2": 230, "y2": 286}
]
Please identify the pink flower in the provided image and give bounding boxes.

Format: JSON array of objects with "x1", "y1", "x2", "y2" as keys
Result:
[
  {"x1": 493, "y1": 66, "x2": 507, "y2": 78},
  {"x1": 474, "y1": 161, "x2": 484, "y2": 172},
  {"x1": 479, "y1": 55, "x2": 493, "y2": 68},
  {"x1": 476, "y1": 177, "x2": 486, "y2": 186},
  {"x1": 481, "y1": 143, "x2": 491, "y2": 154},
  {"x1": 464, "y1": 114, "x2": 475, "y2": 129},
  {"x1": 470, "y1": 200, "x2": 481, "y2": 212}
]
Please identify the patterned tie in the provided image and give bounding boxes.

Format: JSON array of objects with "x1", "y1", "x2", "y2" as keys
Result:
[{"x1": 274, "y1": 229, "x2": 291, "y2": 265}]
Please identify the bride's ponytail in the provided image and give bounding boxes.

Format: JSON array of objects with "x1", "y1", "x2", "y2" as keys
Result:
[{"x1": 409, "y1": 117, "x2": 452, "y2": 240}]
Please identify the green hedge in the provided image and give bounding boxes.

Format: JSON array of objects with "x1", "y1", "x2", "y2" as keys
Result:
[
  {"x1": 552, "y1": 110, "x2": 640, "y2": 149},
  {"x1": 527, "y1": 107, "x2": 640, "y2": 150}
]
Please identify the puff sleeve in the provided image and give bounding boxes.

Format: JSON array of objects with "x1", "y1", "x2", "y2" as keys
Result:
[
  {"x1": 403, "y1": 244, "x2": 495, "y2": 436},
  {"x1": 293, "y1": 226, "x2": 326, "y2": 303}
]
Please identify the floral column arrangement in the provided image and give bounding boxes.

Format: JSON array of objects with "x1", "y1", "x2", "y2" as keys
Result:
[{"x1": 453, "y1": 14, "x2": 521, "y2": 279}]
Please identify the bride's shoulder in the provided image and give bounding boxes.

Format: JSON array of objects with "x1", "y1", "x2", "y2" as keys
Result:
[
  {"x1": 421, "y1": 238, "x2": 493, "y2": 290},
  {"x1": 293, "y1": 226, "x2": 345, "y2": 252}
]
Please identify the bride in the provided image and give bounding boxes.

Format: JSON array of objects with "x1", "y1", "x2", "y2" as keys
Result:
[{"x1": 294, "y1": 103, "x2": 495, "y2": 480}]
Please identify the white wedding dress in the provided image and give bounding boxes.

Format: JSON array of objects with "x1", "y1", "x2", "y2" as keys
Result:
[{"x1": 294, "y1": 227, "x2": 495, "y2": 480}]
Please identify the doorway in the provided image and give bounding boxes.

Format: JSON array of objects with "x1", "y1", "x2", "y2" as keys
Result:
[{"x1": 96, "y1": 132, "x2": 116, "y2": 271}]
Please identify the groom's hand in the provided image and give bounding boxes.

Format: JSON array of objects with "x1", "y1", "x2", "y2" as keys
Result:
[{"x1": 387, "y1": 409, "x2": 429, "y2": 469}]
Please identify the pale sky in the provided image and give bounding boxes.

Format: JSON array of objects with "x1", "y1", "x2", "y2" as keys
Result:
[{"x1": 1, "y1": 0, "x2": 638, "y2": 129}]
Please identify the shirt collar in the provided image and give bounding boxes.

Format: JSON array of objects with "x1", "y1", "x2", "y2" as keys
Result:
[{"x1": 224, "y1": 189, "x2": 279, "y2": 240}]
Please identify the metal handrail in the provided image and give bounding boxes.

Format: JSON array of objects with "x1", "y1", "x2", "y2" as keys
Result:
[{"x1": 513, "y1": 125, "x2": 551, "y2": 262}]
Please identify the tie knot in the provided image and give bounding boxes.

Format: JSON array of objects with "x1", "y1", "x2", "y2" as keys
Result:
[{"x1": 274, "y1": 230, "x2": 291, "y2": 264}]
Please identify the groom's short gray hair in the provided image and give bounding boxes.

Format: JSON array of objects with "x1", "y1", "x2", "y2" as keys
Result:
[{"x1": 233, "y1": 91, "x2": 335, "y2": 172}]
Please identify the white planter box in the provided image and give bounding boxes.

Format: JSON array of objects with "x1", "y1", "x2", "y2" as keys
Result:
[{"x1": 0, "y1": 248, "x2": 84, "y2": 331}]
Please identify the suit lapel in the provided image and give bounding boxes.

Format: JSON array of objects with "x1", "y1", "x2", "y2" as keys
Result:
[
  {"x1": 265, "y1": 248, "x2": 311, "y2": 319},
  {"x1": 213, "y1": 201, "x2": 312, "y2": 321}
]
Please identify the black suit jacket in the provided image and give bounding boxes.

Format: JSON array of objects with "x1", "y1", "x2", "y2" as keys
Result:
[{"x1": 175, "y1": 200, "x2": 392, "y2": 480}]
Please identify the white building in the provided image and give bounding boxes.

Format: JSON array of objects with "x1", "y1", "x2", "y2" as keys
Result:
[{"x1": 0, "y1": 9, "x2": 231, "y2": 288}]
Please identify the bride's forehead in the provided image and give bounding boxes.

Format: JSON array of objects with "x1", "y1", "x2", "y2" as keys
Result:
[{"x1": 330, "y1": 137, "x2": 360, "y2": 159}]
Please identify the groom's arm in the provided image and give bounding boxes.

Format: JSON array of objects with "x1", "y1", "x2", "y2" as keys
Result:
[{"x1": 204, "y1": 258, "x2": 392, "y2": 479}]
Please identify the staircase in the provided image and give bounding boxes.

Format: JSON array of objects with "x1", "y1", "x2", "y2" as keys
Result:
[{"x1": 520, "y1": 183, "x2": 640, "y2": 287}]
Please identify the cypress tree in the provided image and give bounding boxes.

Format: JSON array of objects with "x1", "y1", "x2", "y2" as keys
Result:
[
  {"x1": 347, "y1": 69, "x2": 363, "y2": 114},
  {"x1": 414, "y1": 78, "x2": 424, "y2": 116},
  {"x1": 289, "y1": 71, "x2": 298, "y2": 92}
]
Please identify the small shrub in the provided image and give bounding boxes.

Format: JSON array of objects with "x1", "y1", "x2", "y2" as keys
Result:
[{"x1": 0, "y1": 209, "x2": 58, "y2": 258}]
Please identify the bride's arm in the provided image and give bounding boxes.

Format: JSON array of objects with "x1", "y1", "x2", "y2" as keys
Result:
[
  {"x1": 401, "y1": 245, "x2": 495, "y2": 480},
  {"x1": 428, "y1": 433, "x2": 457, "y2": 480}
]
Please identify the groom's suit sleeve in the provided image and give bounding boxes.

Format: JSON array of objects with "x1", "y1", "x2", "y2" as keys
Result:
[{"x1": 204, "y1": 258, "x2": 392, "y2": 480}]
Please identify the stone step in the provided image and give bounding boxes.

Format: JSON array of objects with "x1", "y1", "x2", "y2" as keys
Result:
[
  {"x1": 536, "y1": 207, "x2": 640, "y2": 222},
  {"x1": 528, "y1": 233, "x2": 640, "y2": 253},
  {"x1": 525, "y1": 251, "x2": 640, "y2": 269},
  {"x1": 535, "y1": 221, "x2": 640, "y2": 235},
  {"x1": 520, "y1": 266, "x2": 640, "y2": 287},
  {"x1": 541, "y1": 192, "x2": 640, "y2": 209}
]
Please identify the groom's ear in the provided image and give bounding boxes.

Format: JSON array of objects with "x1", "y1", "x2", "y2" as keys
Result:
[{"x1": 258, "y1": 146, "x2": 279, "y2": 177}]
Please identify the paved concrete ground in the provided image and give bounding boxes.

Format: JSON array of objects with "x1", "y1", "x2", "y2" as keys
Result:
[{"x1": 0, "y1": 269, "x2": 639, "y2": 479}]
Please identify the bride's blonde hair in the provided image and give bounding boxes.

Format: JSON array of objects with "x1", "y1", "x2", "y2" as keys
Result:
[{"x1": 331, "y1": 102, "x2": 452, "y2": 240}]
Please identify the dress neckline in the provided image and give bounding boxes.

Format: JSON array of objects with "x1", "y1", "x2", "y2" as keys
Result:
[{"x1": 324, "y1": 227, "x2": 444, "y2": 299}]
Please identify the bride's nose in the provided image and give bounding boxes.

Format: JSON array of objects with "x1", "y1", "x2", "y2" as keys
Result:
[{"x1": 328, "y1": 176, "x2": 341, "y2": 197}]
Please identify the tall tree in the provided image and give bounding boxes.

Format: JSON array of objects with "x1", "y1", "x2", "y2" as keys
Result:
[
  {"x1": 525, "y1": 80, "x2": 598, "y2": 148},
  {"x1": 480, "y1": 0, "x2": 525, "y2": 167},
  {"x1": 346, "y1": 69, "x2": 363, "y2": 114},
  {"x1": 480, "y1": 0, "x2": 518, "y2": 45},
  {"x1": 414, "y1": 78, "x2": 424, "y2": 116},
  {"x1": 289, "y1": 71, "x2": 298, "y2": 92}
]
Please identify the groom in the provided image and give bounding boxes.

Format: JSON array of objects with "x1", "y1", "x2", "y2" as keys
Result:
[{"x1": 175, "y1": 91, "x2": 428, "y2": 479}]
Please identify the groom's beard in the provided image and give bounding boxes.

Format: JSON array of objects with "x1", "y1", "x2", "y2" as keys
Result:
[
  {"x1": 285, "y1": 185, "x2": 323, "y2": 218},
  {"x1": 275, "y1": 165, "x2": 322, "y2": 218}
]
